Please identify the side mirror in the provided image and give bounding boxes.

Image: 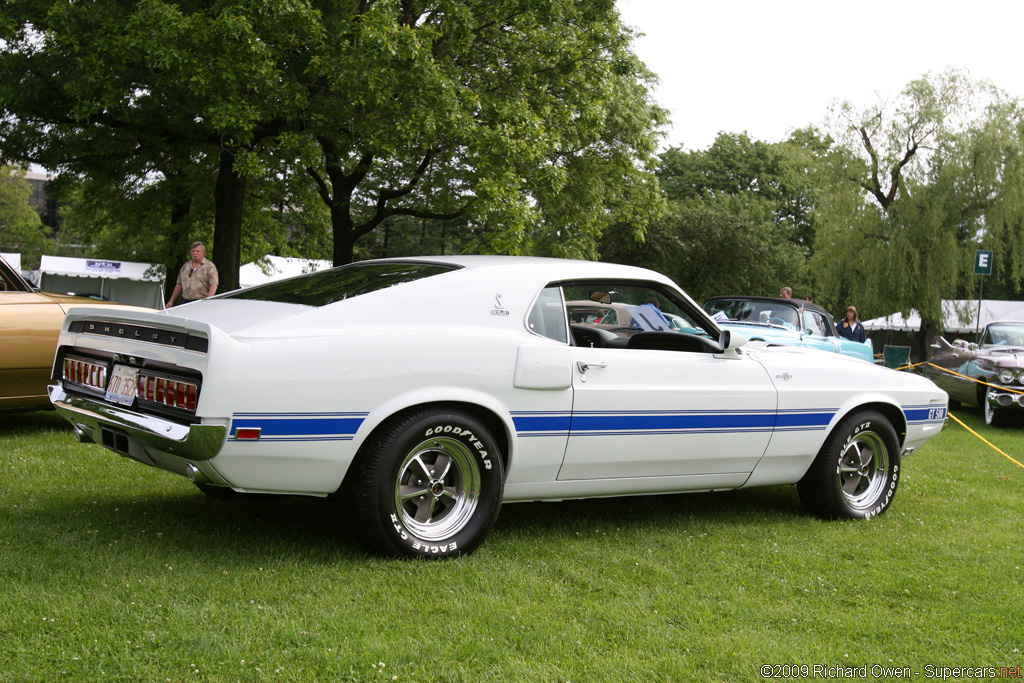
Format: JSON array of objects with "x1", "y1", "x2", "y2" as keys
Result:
[{"x1": 719, "y1": 329, "x2": 748, "y2": 353}]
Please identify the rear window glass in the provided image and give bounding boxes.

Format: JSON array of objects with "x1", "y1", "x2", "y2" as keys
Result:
[{"x1": 223, "y1": 262, "x2": 459, "y2": 306}]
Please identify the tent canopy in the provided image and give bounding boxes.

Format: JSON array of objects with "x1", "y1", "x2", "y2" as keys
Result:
[
  {"x1": 862, "y1": 299, "x2": 1024, "y2": 334},
  {"x1": 39, "y1": 255, "x2": 164, "y2": 309},
  {"x1": 1, "y1": 252, "x2": 20, "y2": 271},
  {"x1": 239, "y1": 255, "x2": 333, "y2": 288}
]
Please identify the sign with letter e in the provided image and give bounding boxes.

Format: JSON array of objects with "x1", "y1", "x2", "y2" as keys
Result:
[{"x1": 974, "y1": 250, "x2": 993, "y2": 276}]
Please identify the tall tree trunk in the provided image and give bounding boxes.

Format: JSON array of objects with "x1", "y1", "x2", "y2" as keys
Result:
[
  {"x1": 161, "y1": 169, "x2": 193, "y2": 302},
  {"x1": 331, "y1": 201, "x2": 357, "y2": 266},
  {"x1": 212, "y1": 146, "x2": 246, "y2": 291},
  {"x1": 919, "y1": 318, "x2": 941, "y2": 364}
]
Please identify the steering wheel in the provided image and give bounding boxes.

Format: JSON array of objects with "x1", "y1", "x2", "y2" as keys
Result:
[{"x1": 768, "y1": 317, "x2": 788, "y2": 327}]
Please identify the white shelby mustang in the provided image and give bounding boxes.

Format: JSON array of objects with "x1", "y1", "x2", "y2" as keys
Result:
[{"x1": 49, "y1": 256, "x2": 948, "y2": 558}]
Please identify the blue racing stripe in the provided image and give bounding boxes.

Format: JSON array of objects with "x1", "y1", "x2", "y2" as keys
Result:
[
  {"x1": 512, "y1": 413, "x2": 572, "y2": 433},
  {"x1": 570, "y1": 411, "x2": 780, "y2": 432},
  {"x1": 230, "y1": 412, "x2": 367, "y2": 441},
  {"x1": 511, "y1": 408, "x2": 840, "y2": 438}
]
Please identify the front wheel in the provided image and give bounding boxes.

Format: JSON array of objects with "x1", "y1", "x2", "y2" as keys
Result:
[
  {"x1": 984, "y1": 390, "x2": 1009, "y2": 427},
  {"x1": 349, "y1": 408, "x2": 504, "y2": 559},
  {"x1": 797, "y1": 410, "x2": 901, "y2": 519}
]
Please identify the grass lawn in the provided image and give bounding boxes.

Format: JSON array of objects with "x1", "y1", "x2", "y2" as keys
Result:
[{"x1": 0, "y1": 408, "x2": 1021, "y2": 682}]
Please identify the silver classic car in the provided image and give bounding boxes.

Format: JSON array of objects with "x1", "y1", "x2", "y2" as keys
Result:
[
  {"x1": 925, "y1": 320, "x2": 1024, "y2": 426},
  {"x1": 48, "y1": 256, "x2": 948, "y2": 558}
]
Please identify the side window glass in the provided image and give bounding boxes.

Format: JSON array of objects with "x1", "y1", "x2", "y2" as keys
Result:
[
  {"x1": 803, "y1": 311, "x2": 823, "y2": 337},
  {"x1": 562, "y1": 281, "x2": 715, "y2": 351},
  {"x1": 814, "y1": 313, "x2": 832, "y2": 337},
  {"x1": 526, "y1": 285, "x2": 568, "y2": 343}
]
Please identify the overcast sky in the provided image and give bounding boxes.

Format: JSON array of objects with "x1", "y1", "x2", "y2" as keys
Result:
[{"x1": 617, "y1": 0, "x2": 1024, "y2": 151}]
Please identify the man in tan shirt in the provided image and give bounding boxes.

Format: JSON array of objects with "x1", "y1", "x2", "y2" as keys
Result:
[{"x1": 166, "y1": 241, "x2": 219, "y2": 307}]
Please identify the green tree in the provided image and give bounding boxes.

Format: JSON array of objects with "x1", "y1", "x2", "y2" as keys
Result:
[
  {"x1": 811, "y1": 70, "x2": 1024, "y2": 355},
  {"x1": 603, "y1": 133, "x2": 810, "y2": 301},
  {"x1": 0, "y1": 0, "x2": 667, "y2": 285},
  {"x1": 0, "y1": 166, "x2": 50, "y2": 266},
  {"x1": 601, "y1": 199, "x2": 803, "y2": 302},
  {"x1": 293, "y1": 0, "x2": 666, "y2": 264},
  {"x1": 0, "y1": 0, "x2": 323, "y2": 290}
]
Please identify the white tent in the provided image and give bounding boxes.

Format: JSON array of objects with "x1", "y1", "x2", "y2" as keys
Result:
[
  {"x1": 862, "y1": 299, "x2": 1024, "y2": 334},
  {"x1": 38, "y1": 255, "x2": 164, "y2": 309},
  {"x1": 1, "y1": 252, "x2": 20, "y2": 271},
  {"x1": 239, "y1": 255, "x2": 333, "y2": 288}
]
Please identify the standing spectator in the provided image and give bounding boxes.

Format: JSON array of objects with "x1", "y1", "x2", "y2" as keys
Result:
[
  {"x1": 166, "y1": 241, "x2": 219, "y2": 307},
  {"x1": 779, "y1": 287, "x2": 792, "y2": 298},
  {"x1": 837, "y1": 306, "x2": 867, "y2": 342}
]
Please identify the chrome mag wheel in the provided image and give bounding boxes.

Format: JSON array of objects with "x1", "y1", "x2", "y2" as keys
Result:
[
  {"x1": 837, "y1": 428, "x2": 890, "y2": 511},
  {"x1": 394, "y1": 435, "x2": 481, "y2": 542}
]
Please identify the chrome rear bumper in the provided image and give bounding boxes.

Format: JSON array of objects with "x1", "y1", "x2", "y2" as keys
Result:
[{"x1": 48, "y1": 384, "x2": 226, "y2": 462}]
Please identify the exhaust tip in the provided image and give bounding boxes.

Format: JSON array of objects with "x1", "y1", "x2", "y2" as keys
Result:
[
  {"x1": 72, "y1": 424, "x2": 93, "y2": 444},
  {"x1": 185, "y1": 463, "x2": 210, "y2": 485}
]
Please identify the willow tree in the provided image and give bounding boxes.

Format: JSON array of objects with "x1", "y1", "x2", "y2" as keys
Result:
[{"x1": 809, "y1": 70, "x2": 1024, "y2": 354}]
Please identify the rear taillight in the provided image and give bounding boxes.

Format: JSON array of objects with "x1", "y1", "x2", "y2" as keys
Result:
[
  {"x1": 137, "y1": 374, "x2": 198, "y2": 411},
  {"x1": 63, "y1": 357, "x2": 108, "y2": 391}
]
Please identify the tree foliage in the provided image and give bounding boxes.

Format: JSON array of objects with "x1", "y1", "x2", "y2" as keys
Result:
[
  {"x1": 810, "y1": 70, "x2": 1024, "y2": 352},
  {"x1": 602, "y1": 133, "x2": 810, "y2": 302},
  {"x1": 0, "y1": 0, "x2": 667, "y2": 289},
  {"x1": 0, "y1": 166, "x2": 50, "y2": 265}
]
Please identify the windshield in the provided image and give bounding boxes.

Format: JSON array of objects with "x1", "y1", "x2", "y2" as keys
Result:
[
  {"x1": 981, "y1": 323, "x2": 1024, "y2": 348},
  {"x1": 0, "y1": 256, "x2": 30, "y2": 293},
  {"x1": 223, "y1": 261, "x2": 459, "y2": 306},
  {"x1": 704, "y1": 298, "x2": 800, "y2": 331}
]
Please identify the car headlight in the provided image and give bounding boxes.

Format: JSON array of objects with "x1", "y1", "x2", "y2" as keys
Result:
[{"x1": 999, "y1": 369, "x2": 1016, "y2": 384}]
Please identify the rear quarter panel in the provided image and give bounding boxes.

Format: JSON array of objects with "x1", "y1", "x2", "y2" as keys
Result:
[{"x1": 210, "y1": 323, "x2": 572, "y2": 494}]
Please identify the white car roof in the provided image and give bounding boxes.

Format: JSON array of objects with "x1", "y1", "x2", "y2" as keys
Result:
[{"x1": 362, "y1": 255, "x2": 675, "y2": 284}]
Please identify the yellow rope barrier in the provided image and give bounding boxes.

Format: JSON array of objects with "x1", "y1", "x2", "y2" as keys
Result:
[
  {"x1": 887, "y1": 360, "x2": 1024, "y2": 470},
  {"x1": 946, "y1": 412, "x2": 1024, "y2": 470},
  {"x1": 919, "y1": 362, "x2": 1024, "y2": 395}
]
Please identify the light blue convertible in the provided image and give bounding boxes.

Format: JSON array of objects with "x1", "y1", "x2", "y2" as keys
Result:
[{"x1": 703, "y1": 296, "x2": 874, "y2": 363}]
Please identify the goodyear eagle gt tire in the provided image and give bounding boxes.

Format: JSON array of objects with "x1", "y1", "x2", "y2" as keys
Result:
[
  {"x1": 352, "y1": 408, "x2": 504, "y2": 558},
  {"x1": 797, "y1": 410, "x2": 900, "y2": 519}
]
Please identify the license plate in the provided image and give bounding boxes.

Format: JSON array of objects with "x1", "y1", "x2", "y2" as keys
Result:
[{"x1": 105, "y1": 364, "x2": 139, "y2": 406}]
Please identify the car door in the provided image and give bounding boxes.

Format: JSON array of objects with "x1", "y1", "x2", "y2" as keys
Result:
[
  {"x1": 559, "y1": 343, "x2": 778, "y2": 480},
  {"x1": 0, "y1": 291, "x2": 68, "y2": 407},
  {"x1": 555, "y1": 279, "x2": 782, "y2": 481}
]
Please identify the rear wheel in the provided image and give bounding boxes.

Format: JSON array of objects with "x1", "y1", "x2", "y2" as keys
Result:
[
  {"x1": 798, "y1": 410, "x2": 900, "y2": 519},
  {"x1": 349, "y1": 408, "x2": 504, "y2": 558}
]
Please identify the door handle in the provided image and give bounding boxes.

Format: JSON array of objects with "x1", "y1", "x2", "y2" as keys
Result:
[{"x1": 576, "y1": 360, "x2": 608, "y2": 373}]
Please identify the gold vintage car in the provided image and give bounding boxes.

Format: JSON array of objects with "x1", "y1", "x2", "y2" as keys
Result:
[{"x1": 0, "y1": 255, "x2": 131, "y2": 413}]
